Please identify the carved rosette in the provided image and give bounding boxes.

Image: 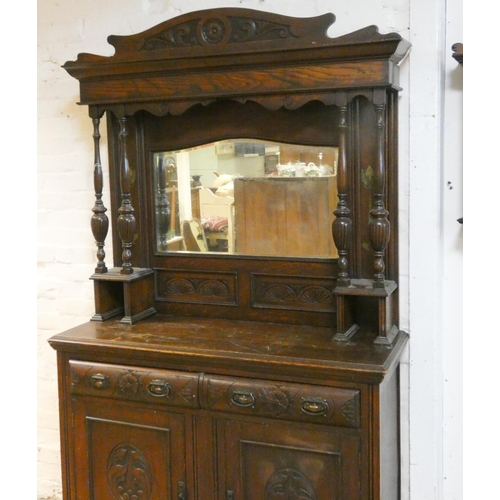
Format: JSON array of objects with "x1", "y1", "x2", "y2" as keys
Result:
[
  {"x1": 117, "y1": 373, "x2": 140, "y2": 397},
  {"x1": 199, "y1": 18, "x2": 227, "y2": 45},
  {"x1": 107, "y1": 443, "x2": 152, "y2": 500},
  {"x1": 141, "y1": 14, "x2": 296, "y2": 50},
  {"x1": 263, "y1": 386, "x2": 292, "y2": 416}
]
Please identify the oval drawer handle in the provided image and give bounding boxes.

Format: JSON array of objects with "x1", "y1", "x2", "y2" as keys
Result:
[
  {"x1": 301, "y1": 398, "x2": 328, "y2": 416},
  {"x1": 89, "y1": 373, "x2": 110, "y2": 390},
  {"x1": 230, "y1": 390, "x2": 256, "y2": 408},
  {"x1": 147, "y1": 379, "x2": 171, "y2": 397}
]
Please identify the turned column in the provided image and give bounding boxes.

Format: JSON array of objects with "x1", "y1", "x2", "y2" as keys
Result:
[
  {"x1": 368, "y1": 94, "x2": 390, "y2": 288},
  {"x1": 90, "y1": 111, "x2": 109, "y2": 274},
  {"x1": 117, "y1": 116, "x2": 136, "y2": 275},
  {"x1": 332, "y1": 103, "x2": 352, "y2": 287}
]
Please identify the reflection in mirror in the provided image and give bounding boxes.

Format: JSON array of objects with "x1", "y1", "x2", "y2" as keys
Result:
[{"x1": 153, "y1": 139, "x2": 339, "y2": 258}]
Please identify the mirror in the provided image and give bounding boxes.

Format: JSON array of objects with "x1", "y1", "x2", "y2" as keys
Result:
[{"x1": 153, "y1": 139, "x2": 339, "y2": 258}]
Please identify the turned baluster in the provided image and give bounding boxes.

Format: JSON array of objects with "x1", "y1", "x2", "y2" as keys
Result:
[
  {"x1": 368, "y1": 98, "x2": 390, "y2": 288},
  {"x1": 90, "y1": 114, "x2": 108, "y2": 274},
  {"x1": 332, "y1": 105, "x2": 352, "y2": 287},
  {"x1": 117, "y1": 116, "x2": 136, "y2": 275}
]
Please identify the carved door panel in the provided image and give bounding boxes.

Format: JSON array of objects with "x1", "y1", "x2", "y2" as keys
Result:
[
  {"x1": 219, "y1": 418, "x2": 361, "y2": 500},
  {"x1": 71, "y1": 397, "x2": 191, "y2": 500}
]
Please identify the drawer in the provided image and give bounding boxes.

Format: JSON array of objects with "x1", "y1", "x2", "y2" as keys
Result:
[
  {"x1": 201, "y1": 375, "x2": 360, "y2": 429},
  {"x1": 69, "y1": 360, "x2": 200, "y2": 409}
]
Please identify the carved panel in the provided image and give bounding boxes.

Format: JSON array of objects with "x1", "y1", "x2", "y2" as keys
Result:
[
  {"x1": 78, "y1": 403, "x2": 186, "y2": 500},
  {"x1": 156, "y1": 269, "x2": 237, "y2": 306},
  {"x1": 252, "y1": 274, "x2": 336, "y2": 313},
  {"x1": 220, "y1": 416, "x2": 364, "y2": 499},
  {"x1": 141, "y1": 14, "x2": 297, "y2": 50},
  {"x1": 107, "y1": 443, "x2": 152, "y2": 500},
  {"x1": 265, "y1": 467, "x2": 317, "y2": 500},
  {"x1": 235, "y1": 435, "x2": 347, "y2": 500}
]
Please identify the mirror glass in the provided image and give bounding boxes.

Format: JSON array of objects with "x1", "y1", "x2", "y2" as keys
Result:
[{"x1": 153, "y1": 139, "x2": 339, "y2": 258}]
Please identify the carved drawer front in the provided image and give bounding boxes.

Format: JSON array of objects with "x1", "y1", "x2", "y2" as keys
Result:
[
  {"x1": 201, "y1": 375, "x2": 360, "y2": 429},
  {"x1": 69, "y1": 360, "x2": 199, "y2": 408}
]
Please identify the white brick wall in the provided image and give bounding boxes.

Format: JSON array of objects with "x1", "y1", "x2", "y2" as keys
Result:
[{"x1": 36, "y1": 0, "x2": 462, "y2": 498}]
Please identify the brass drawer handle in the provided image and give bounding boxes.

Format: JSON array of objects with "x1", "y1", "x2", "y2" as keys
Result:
[
  {"x1": 147, "y1": 379, "x2": 171, "y2": 397},
  {"x1": 89, "y1": 373, "x2": 110, "y2": 390},
  {"x1": 230, "y1": 390, "x2": 256, "y2": 408},
  {"x1": 301, "y1": 398, "x2": 328, "y2": 416}
]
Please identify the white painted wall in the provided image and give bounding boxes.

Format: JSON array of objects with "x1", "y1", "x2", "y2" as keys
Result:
[{"x1": 36, "y1": 0, "x2": 463, "y2": 498}]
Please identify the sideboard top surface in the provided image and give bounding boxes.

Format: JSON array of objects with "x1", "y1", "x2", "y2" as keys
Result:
[{"x1": 49, "y1": 316, "x2": 408, "y2": 384}]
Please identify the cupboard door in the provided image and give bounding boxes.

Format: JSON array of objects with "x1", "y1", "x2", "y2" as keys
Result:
[
  {"x1": 219, "y1": 418, "x2": 361, "y2": 500},
  {"x1": 71, "y1": 397, "x2": 192, "y2": 500}
]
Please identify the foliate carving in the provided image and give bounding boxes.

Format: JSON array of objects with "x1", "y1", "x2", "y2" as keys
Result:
[
  {"x1": 141, "y1": 15, "x2": 295, "y2": 50},
  {"x1": 166, "y1": 278, "x2": 229, "y2": 298},
  {"x1": 229, "y1": 17, "x2": 295, "y2": 43},
  {"x1": 107, "y1": 443, "x2": 152, "y2": 500},
  {"x1": 262, "y1": 285, "x2": 334, "y2": 305},
  {"x1": 265, "y1": 467, "x2": 317, "y2": 500},
  {"x1": 257, "y1": 280, "x2": 335, "y2": 312}
]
